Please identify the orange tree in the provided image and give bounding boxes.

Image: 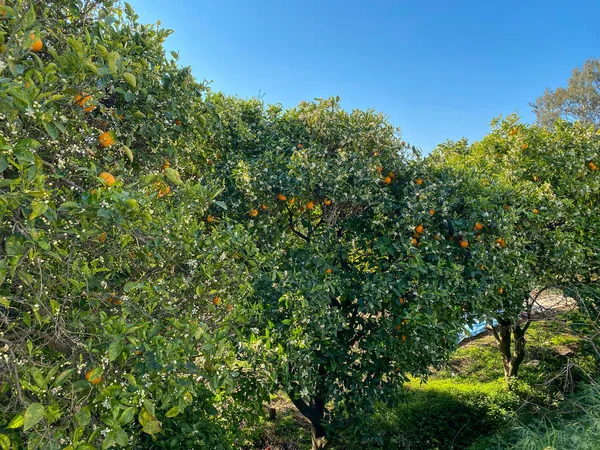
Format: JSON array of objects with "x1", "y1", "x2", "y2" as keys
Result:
[
  {"x1": 431, "y1": 117, "x2": 600, "y2": 382},
  {"x1": 206, "y1": 96, "x2": 530, "y2": 449},
  {"x1": 0, "y1": 2, "x2": 265, "y2": 449}
]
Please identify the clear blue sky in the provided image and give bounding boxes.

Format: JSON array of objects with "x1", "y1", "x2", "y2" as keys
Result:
[{"x1": 127, "y1": 0, "x2": 600, "y2": 152}]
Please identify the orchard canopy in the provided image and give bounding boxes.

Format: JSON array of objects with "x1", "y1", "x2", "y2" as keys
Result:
[{"x1": 0, "y1": 2, "x2": 599, "y2": 450}]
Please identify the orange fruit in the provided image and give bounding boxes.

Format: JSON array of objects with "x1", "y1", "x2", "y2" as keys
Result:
[
  {"x1": 277, "y1": 193, "x2": 287, "y2": 201},
  {"x1": 415, "y1": 225, "x2": 424, "y2": 234},
  {"x1": 84, "y1": 105, "x2": 96, "y2": 113},
  {"x1": 533, "y1": 209, "x2": 538, "y2": 214},
  {"x1": 297, "y1": 143, "x2": 303, "y2": 148},
  {"x1": 433, "y1": 234, "x2": 440, "y2": 240},
  {"x1": 388, "y1": 172, "x2": 395, "y2": 179},
  {"x1": 589, "y1": 162, "x2": 598, "y2": 171},
  {"x1": 521, "y1": 143, "x2": 528, "y2": 150},
  {"x1": 85, "y1": 369, "x2": 102, "y2": 385},
  {"x1": 306, "y1": 201, "x2": 315, "y2": 210},
  {"x1": 411, "y1": 238, "x2": 418, "y2": 246},
  {"x1": 250, "y1": 209, "x2": 258, "y2": 217},
  {"x1": 429, "y1": 209, "x2": 435, "y2": 215},
  {"x1": 157, "y1": 186, "x2": 170, "y2": 198},
  {"x1": 98, "y1": 131, "x2": 115, "y2": 148},
  {"x1": 401, "y1": 335, "x2": 407, "y2": 342},
  {"x1": 474, "y1": 222, "x2": 483, "y2": 230},
  {"x1": 376, "y1": 165, "x2": 383, "y2": 173},
  {"x1": 74, "y1": 93, "x2": 92, "y2": 107},
  {"x1": 480, "y1": 265, "x2": 485, "y2": 270},
  {"x1": 162, "y1": 160, "x2": 170, "y2": 170},
  {"x1": 207, "y1": 160, "x2": 213, "y2": 166},
  {"x1": 399, "y1": 297, "x2": 405, "y2": 304},
  {"x1": 460, "y1": 240, "x2": 469, "y2": 248},
  {"x1": 509, "y1": 127, "x2": 518, "y2": 136},
  {"x1": 323, "y1": 198, "x2": 332, "y2": 206},
  {"x1": 99, "y1": 172, "x2": 115, "y2": 187},
  {"x1": 416, "y1": 178, "x2": 423, "y2": 185},
  {"x1": 499, "y1": 288, "x2": 504, "y2": 294},
  {"x1": 383, "y1": 176, "x2": 392, "y2": 184},
  {"x1": 373, "y1": 151, "x2": 380, "y2": 156},
  {"x1": 29, "y1": 34, "x2": 43, "y2": 52},
  {"x1": 261, "y1": 204, "x2": 268, "y2": 210},
  {"x1": 401, "y1": 141, "x2": 406, "y2": 146},
  {"x1": 207, "y1": 215, "x2": 215, "y2": 223},
  {"x1": 504, "y1": 204, "x2": 510, "y2": 210},
  {"x1": 213, "y1": 296, "x2": 221, "y2": 306},
  {"x1": 175, "y1": 120, "x2": 182, "y2": 126},
  {"x1": 325, "y1": 268, "x2": 333, "y2": 274},
  {"x1": 496, "y1": 238, "x2": 506, "y2": 248},
  {"x1": 97, "y1": 232, "x2": 107, "y2": 243},
  {"x1": 288, "y1": 197, "x2": 295, "y2": 205}
]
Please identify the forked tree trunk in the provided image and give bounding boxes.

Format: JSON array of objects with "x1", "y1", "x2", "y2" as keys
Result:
[
  {"x1": 288, "y1": 392, "x2": 328, "y2": 450},
  {"x1": 492, "y1": 318, "x2": 529, "y2": 385}
]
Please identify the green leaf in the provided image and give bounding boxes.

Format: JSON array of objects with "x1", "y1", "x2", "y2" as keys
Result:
[
  {"x1": 123, "y1": 145, "x2": 134, "y2": 163},
  {"x1": 75, "y1": 407, "x2": 91, "y2": 427},
  {"x1": 164, "y1": 168, "x2": 183, "y2": 186},
  {"x1": 142, "y1": 420, "x2": 162, "y2": 435},
  {"x1": 43, "y1": 122, "x2": 58, "y2": 140},
  {"x1": 30, "y1": 200, "x2": 48, "y2": 220},
  {"x1": 107, "y1": 51, "x2": 120, "y2": 73},
  {"x1": 115, "y1": 429, "x2": 128, "y2": 446},
  {"x1": 52, "y1": 368, "x2": 75, "y2": 388},
  {"x1": 23, "y1": 403, "x2": 44, "y2": 431},
  {"x1": 7, "y1": 414, "x2": 24, "y2": 429},
  {"x1": 0, "y1": 433, "x2": 10, "y2": 450},
  {"x1": 119, "y1": 407, "x2": 136, "y2": 426},
  {"x1": 0, "y1": 155, "x2": 8, "y2": 173},
  {"x1": 108, "y1": 341, "x2": 122, "y2": 362},
  {"x1": 123, "y1": 72, "x2": 136, "y2": 88},
  {"x1": 214, "y1": 200, "x2": 227, "y2": 210},
  {"x1": 165, "y1": 406, "x2": 180, "y2": 418}
]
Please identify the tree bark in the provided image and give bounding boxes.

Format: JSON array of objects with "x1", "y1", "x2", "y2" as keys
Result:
[
  {"x1": 288, "y1": 392, "x2": 328, "y2": 450},
  {"x1": 492, "y1": 319, "x2": 529, "y2": 385}
]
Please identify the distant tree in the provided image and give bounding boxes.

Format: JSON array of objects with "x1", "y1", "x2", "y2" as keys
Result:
[{"x1": 531, "y1": 59, "x2": 600, "y2": 128}]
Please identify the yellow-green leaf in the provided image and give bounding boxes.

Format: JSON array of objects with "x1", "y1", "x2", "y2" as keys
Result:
[
  {"x1": 123, "y1": 145, "x2": 134, "y2": 163},
  {"x1": 23, "y1": 403, "x2": 44, "y2": 431},
  {"x1": 0, "y1": 433, "x2": 11, "y2": 450},
  {"x1": 165, "y1": 406, "x2": 180, "y2": 418},
  {"x1": 123, "y1": 72, "x2": 136, "y2": 88},
  {"x1": 164, "y1": 168, "x2": 183, "y2": 186},
  {"x1": 7, "y1": 414, "x2": 24, "y2": 429}
]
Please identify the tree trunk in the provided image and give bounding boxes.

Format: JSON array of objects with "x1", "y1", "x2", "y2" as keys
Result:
[
  {"x1": 492, "y1": 319, "x2": 529, "y2": 385},
  {"x1": 288, "y1": 392, "x2": 328, "y2": 450}
]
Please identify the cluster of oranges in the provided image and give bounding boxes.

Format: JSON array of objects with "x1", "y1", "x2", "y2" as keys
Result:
[{"x1": 589, "y1": 162, "x2": 598, "y2": 171}]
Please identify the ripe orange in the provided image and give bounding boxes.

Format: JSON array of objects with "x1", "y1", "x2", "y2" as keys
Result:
[
  {"x1": 499, "y1": 288, "x2": 504, "y2": 294},
  {"x1": 325, "y1": 268, "x2": 333, "y2": 274},
  {"x1": 383, "y1": 176, "x2": 392, "y2": 184},
  {"x1": 401, "y1": 335, "x2": 407, "y2": 342},
  {"x1": 74, "y1": 93, "x2": 92, "y2": 107},
  {"x1": 480, "y1": 265, "x2": 485, "y2": 270},
  {"x1": 416, "y1": 178, "x2": 423, "y2": 185},
  {"x1": 496, "y1": 238, "x2": 506, "y2": 248},
  {"x1": 157, "y1": 186, "x2": 170, "y2": 198},
  {"x1": 521, "y1": 143, "x2": 528, "y2": 150},
  {"x1": 388, "y1": 171, "x2": 395, "y2": 179},
  {"x1": 277, "y1": 193, "x2": 287, "y2": 201},
  {"x1": 429, "y1": 209, "x2": 435, "y2": 215},
  {"x1": 504, "y1": 204, "x2": 510, "y2": 211},
  {"x1": 460, "y1": 240, "x2": 469, "y2": 248},
  {"x1": 306, "y1": 201, "x2": 315, "y2": 210},
  {"x1": 589, "y1": 162, "x2": 598, "y2": 171},
  {"x1": 411, "y1": 238, "x2": 418, "y2": 246},
  {"x1": 261, "y1": 204, "x2": 268, "y2": 210},
  {"x1": 85, "y1": 369, "x2": 102, "y2": 385},
  {"x1": 99, "y1": 172, "x2": 115, "y2": 187},
  {"x1": 162, "y1": 160, "x2": 170, "y2": 170},
  {"x1": 433, "y1": 234, "x2": 440, "y2": 240},
  {"x1": 207, "y1": 215, "x2": 215, "y2": 223},
  {"x1": 213, "y1": 296, "x2": 221, "y2": 306},
  {"x1": 323, "y1": 198, "x2": 332, "y2": 206},
  {"x1": 376, "y1": 165, "x2": 383, "y2": 173},
  {"x1": 175, "y1": 120, "x2": 182, "y2": 126},
  {"x1": 399, "y1": 297, "x2": 405, "y2": 304},
  {"x1": 288, "y1": 197, "x2": 295, "y2": 204},
  {"x1": 84, "y1": 105, "x2": 96, "y2": 113},
  {"x1": 533, "y1": 209, "x2": 538, "y2": 214},
  {"x1": 297, "y1": 143, "x2": 303, "y2": 148},
  {"x1": 415, "y1": 225, "x2": 424, "y2": 234},
  {"x1": 250, "y1": 209, "x2": 258, "y2": 217},
  {"x1": 97, "y1": 232, "x2": 107, "y2": 243},
  {"x1": 373, "y1": 151, "x2": 380, "y2": 156},
  {"x1": 98, "y1": 131, "x2": 115, "y2": 148},
  {"x1": 474, "y1": 222, "x2": 483, "y2": 230},
  {"x1": 29, "y1": 34, "x2": 43, "y2": 52},
  {"x1": 401, "y1": 141, "x2": 406, "y2": 146}
]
